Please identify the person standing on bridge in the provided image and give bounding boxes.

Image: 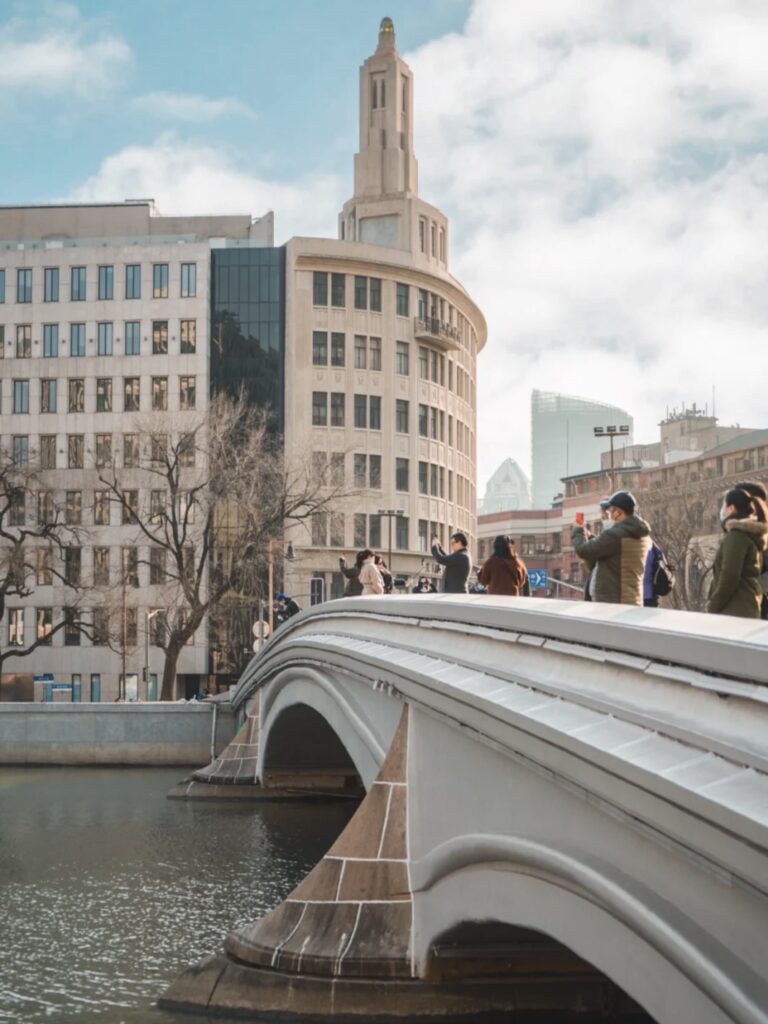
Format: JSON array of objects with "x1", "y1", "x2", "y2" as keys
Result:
[
  {"x1": 339, "y1": 553, "x2": 365, "y2": 597},
  {"x1": 359, "y1": 550, "x2": 385, "y2": 596},
  {"x1": 706, "y1": 488, "x2": 768, "y2": 619},
  {"x1": 572, "y1": 491, "x2": 651, "y2": 605},
  {"x1": 431, "y1": 532, "x2": 472, "y2": 594},
  {"x1": 735, "y1": 481, "x2": 768, "y2": 620},
  {"x1": 477, "y1": 535, "x2": 527, "y2": 596}
]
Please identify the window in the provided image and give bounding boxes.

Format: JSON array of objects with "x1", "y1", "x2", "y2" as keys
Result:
[
  {"x1": 396, "y1": 457, "x2": 409, "y2": 492},
  {"x1": 312, "y1": 391, "x2": 327, "y2": 426},
  {"x1": 353, "y1": 453, "x2": 367, "y2": 487},
  {"x1": 180, "y1": 319, "x2": 196, "y2": 353},
  {"x1": 149, "y1": 547, "x2": 166, "y2": 584},
  {"x1": 354, "y1": 394, "x2": 367, "y2": 429},
  {"x1": 41, "y1": 378, "x2": 57, "y2": 413},
  {"x1": 17, "y1": 269, "x2": 32, "y2": 303},
  {"x1": 0, "y1": 269, "x2": 4, "y2": 302},
  {"x1": 96, "y1": 378, "x2": 112, "y2": 412},
  {"x1": 431, "y1": 223, "x2": 437, "y2": 256},
  {"x1": 12, "y1": 436, "x2": 29, "y2": 466},
  {"x1": 71, "y1": 266, "x2": 86, "y2": 301},
  {"x1": 331, "y1": 332, "x2": 345, "y2": 366},
  {"x1": 125, "y1": 608, "x2": 138, "y2": 646},
  {"x1": 68, "y1": 434, "x2": 84, "y2": 468},
  {"x1": 419, "y1": 218, "x2": 426, "y2": 253},
  {"x1": 330, "y1": 451, "x2": 345, "y2": 487},
  {"x1": 330, "y1": 513, "x2": 345, "y2": 547},
  {"x1": 419, "y1": 404, "x2": 429, "y2": 437},
  {"x1": 439, "y1": 228, "x2": 446, "y2": 262},
  {"x1": 369, "y1": 277, "x2": 382, "y2": 312},
  {"x1": 369, "y1": 337, "x2": 381, "y2": 371},
  {"x1": 65, "y1": 491, "x2": 82, "y2": 525},
  {"x1": 395, "y1": 399, "x2": 409, "y2": 433},
  {"x1": 44, "y1": 268, "x2": 59, "y2": 302},
  {"x1": 520, "y1": 536, "x2": 536, "y2": 557},
  {"x1": 179, "y1": 433, "x2": 196, "y2": 467},
  {"x1": 93, "y1": 547, "x2": 110, "y2": 586},
  {"x1": 331, "y1": 273, "x2": 345, "y2": 307},
  {"x1": 94, "y1": 490, "x2": 110, "y2": 525},
  {"x1": 37, "y1": 608, "x2": 53, "y2": 645},
  {"x1": 179, "y1": 376, "x2": 196, "y2": 410},
  {"x1": 430, "y1": 350, "x2": 439, "y2": 384},
  {"x1": 354, "y1": 513, "x2": 367, "y2": 548},
  {"x1": 354, "y1": 335, "x2": 367, "y2": 369},
  {"x1": 369, "y1": 454, "x2": 381, "y2": 489},
  {"x1": 312, "y1": 271, "x2": 328, "y2": 305},
  {"x1": 396, "y1": 341, "x2": 409, "y2": 375},
  {"x1": 9, "y1": 609, "x2": 24, "y2": 646},
  {"x1": 123, "y1": 377, "x2": 140, "y2": 412},
  {"x1": 123, "y1": 434, "x2": 139, "y2": 468},
  {"x1": 98, "y1": 265, "x2": 114, "y2": 300},
  {"x1": 430, "y1": 464, "x2": 438, "y2": 496},
  {"x1": 70, "y1": 323, "x2": 85, "y2": 357},
  {"x1": 122, "y1": 547, "x2": 139, "y2": 587},
  {"x1": 64, "y1": 608, "x2": 81, "y2": 646},
  {"x1": 97, "y1": 322, "x2": 113, "y2": 356},
  {"x1": 9, "y1": 490, "x2": 25, "y2": 525},
  {"x1": 92, "y1": 608, "x2": 110, "y2": 646},
  {"x1": 40, "y1": 436, "x2": 56, "y2": 469},
  {"x1": 152, "y1": 320, "x2": 168, "y2": 354},
  {"x1": 419, "y1": 462, "x2": 428, "y2": 494},
  {"x1": 151, "y1": 377, "x2": 168, "y2": 411},
  {"x1": 354, "y1": 275, "x2": 367, "y2": 310},
  {"x1": 152, "y1": 263, "x2": 169, "y2": 298},
  {"x1": 311, "y1": 513, "x2": 327, "y2": 546},
  {"x1": 430, "y1": 406, "x2": 438, "y2": 440},
  {"x1": 396, "y1": 282, "x2": 409, "y2": 317},
  {"x1": 16, "y1": 324, "x2": 31, "y2": 358},
  {"x1": 149, "y1": 610, "x2": 166, "y2": 646},
  {"x1": 419, "y1": 519, "x2": 428, "y2": 552},
  {"x1": 181, "y1": 263, "x2": 196, "y2": 297},
  {"x1": 396, "y1": 516, "x2": 409, "y2": 550},
  {"x1": 369, "y1": 395, "x2": 381, "y2": 430},
  {"x1": 122, "y1": 490, "x2": 139, "y2": 524},
  {"x1": 125, "y1": 321, "x2": 140, "y2": 355},
  {"x1": 418, "y1": 346, "x2": 429, "y2": 379},
  {"x1": 0, "y1": 324, "x2": 3, "y2": 356},
  {"x1": 94, "y1": 433, "x2": 111, "y2": 470},
  {"x1": 312, "y1": 331, "x2": 328, "y2": 365},
  {"x1": 13, "y1": 379, "x2": 29, "y2": 413},
  {"x1": 151, "y1": 435, "x2": 167, "y2": 465},
  {"x1": 37, "y1": 546, "x2": 53, "y2": 583},
  {"x1": 43, "y1": 323, "x2": 59, "y2": 357},
  {"x1": 418, "y1": 289, "x2": 428, "y2": 318},
  {"x1": 150, "y1": 490, "x2": 165, "y2": 522},
  {"x1": 125, "y1": 264, "x2": 141, "y2": 299},
  {"x1": 330, "y1": 392, "x2": 345, "y2": 427},
  {"x1": 68, "y1": 378, "x2": 84, "y2": 413},
  {"x1": 369, "y1": 514, "x2": 381, "y2": 549},
  {"x1": 64, "y1": 547, "x2": 81, "y2": 586}
]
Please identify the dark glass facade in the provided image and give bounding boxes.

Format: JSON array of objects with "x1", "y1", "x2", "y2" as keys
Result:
[{"x1": 210, "y1": 247, "x2": 286, "y2": 427}]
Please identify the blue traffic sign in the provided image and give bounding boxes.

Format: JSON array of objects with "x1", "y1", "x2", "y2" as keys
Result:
[{"x1": 528, "y1": 569, "x2": 549, "y2": 590}]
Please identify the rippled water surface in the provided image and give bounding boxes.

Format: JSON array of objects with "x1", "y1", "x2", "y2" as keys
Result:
[{"x1": 0, "y1": 767, "x2": 355, "y2": 1023}]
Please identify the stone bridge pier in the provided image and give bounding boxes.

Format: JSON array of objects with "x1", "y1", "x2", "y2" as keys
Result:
[{"x1": 160, "y1": 597, "x2": 768, "y2": 1023}]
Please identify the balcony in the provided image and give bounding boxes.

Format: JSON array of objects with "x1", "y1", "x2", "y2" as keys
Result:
[{"x1": 413, "y1": 317, "x2": 461, "y2": 351}]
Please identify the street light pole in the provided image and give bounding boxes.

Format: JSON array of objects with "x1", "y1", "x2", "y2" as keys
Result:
[
  {"x1": 145, "y1": 608, "x2": 163, "y2": 701},
  {"x1": 593, "y1": 425, "x2": 630, "y2": 493},
  {"x1": 377, "y1": 508, "x2": 405, "y2": 577}
]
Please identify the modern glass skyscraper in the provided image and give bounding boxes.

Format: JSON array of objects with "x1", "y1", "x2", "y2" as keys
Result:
[{"x1": 531, "y1": 390, "x2": 634, "y2": 507}]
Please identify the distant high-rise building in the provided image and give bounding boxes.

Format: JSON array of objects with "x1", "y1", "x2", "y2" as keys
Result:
[
  {"x1": 479, "y1": 458, "x2": 531, "y2": 514},
  {"x1": 531, "y1": 390, "x2": 633, "y2": 507}
]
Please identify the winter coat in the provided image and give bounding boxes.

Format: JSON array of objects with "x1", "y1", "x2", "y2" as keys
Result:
[
  {"x1": 431, "y1": 544, "x2": 471, "y2": 594},
  {"x1": 707, "y1": 518, "x2": 768, "y2": 618},
  {"x1": 359, "y1": 561, "x2": 385, "y2": 596},
  {"x1": 339, "y1": 558, "x2": 363, "y2": 597},
  {"x1": 477, "y1": 554, "x2": 526, "y2": 596},
  {"x1": 572, "y1": 515, "x2": 652, "y2": 605}
]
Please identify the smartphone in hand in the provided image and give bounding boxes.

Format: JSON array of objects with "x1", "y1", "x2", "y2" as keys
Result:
[{"x1": 575, "y1": 512, "x2": 585, "y2": 526}]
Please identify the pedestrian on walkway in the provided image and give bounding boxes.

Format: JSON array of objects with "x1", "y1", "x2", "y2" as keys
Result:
[
  {"x1": 412, "y1": 577, "x2": 436, "y2": 594},
  {"x1": 339, "y1": 553, "x2": 364, "y2": 597},
  {"x1": 572, "y1": 491, "x2": 651, "y2": 605},
  {"x1": 735, "y1": 481, "x2": 768, "y2": 620},
  {"x1": 706, "y1": 488, "x2": 768, "y2": 619},
  {"x1": 374, "y1": 555, "x2": 394, "y2": 594},
  {"x1": 477, "y1": 535, "x2": 527, "y2": 596},
  {"x1": 431, "y1": 532, "x2": 472, "y2": 594},
  {"x1": 643, "y1": 541, "x2": 675, "y2": 608},
  {"x1": 358, "y1": 550, "x2": 385, "y2": 596}
]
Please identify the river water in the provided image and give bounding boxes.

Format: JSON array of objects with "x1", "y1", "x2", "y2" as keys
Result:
[{"x1": 0, "y1": 767, "x2": 355, "y2": 1024}]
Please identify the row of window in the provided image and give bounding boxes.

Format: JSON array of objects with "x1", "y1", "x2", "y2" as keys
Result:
[
  {"x1": 12, "y1": 485, "x2": 194, "y2": 529},
  {"x1": 5, "y1": 375, "x2": 197, "y2": 415},
  {"x1": 5, "y1": 605, "x2": 193, "y2": 648},
  {"x1": 0, "y1": 319, "x2": 197, "y2": 357},
  {"x1": 312, "y1": 272, "x2": 385, "y2": 312},
  {"x1": 309, "y1": 512, "x2": 469, "y2": 554},
  {"x1": 2, "y1": 431, "x2": 196, "y2": 470},
  {"x1": 0, "y1": 263, "x2": 197, "y2": 304}
]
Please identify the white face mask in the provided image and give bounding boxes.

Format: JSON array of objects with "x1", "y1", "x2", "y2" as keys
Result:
[
  {"x1": 719, "y1": 506, "x2": 729, "y2": 523},
  {"x1": 602, "y1": 518, "x2": 615, "y2": 530}
]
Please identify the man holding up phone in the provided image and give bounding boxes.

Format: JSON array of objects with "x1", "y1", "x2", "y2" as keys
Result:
[
  {"x1": 431, "y1": 532, "x2": 472, "y2": 594},
  {"x1": 572, "y1": 491, "x2": 651, "y2": 605}
]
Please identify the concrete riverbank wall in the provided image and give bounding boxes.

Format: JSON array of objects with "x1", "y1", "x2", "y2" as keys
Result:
[{"x1": 0, "y1": 703, "x2": 237, "y2": 765}]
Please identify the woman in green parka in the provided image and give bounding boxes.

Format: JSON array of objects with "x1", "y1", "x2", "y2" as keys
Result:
[{"x1": 707, "y1": 488, "x2": 768, "y2": 618}]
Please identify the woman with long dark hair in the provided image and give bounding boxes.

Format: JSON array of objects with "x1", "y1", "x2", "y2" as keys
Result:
[
  {"x1": 706, "y1": 488, "x2": 768, "y2": 618},
  {"x1": 477, "y1": 535, "x2": 527, "y2": 596}
]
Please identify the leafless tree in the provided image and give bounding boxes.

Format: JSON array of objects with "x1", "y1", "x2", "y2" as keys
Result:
[{"x1": 99, "y1": 391, "x2": 346, "y2": 700}]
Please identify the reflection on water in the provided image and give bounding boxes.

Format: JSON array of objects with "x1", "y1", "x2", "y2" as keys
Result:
[{"x1": 0, "y1": 767, "x2": 355, "y2": 1023}]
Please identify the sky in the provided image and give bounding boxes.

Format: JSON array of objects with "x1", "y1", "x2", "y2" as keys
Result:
[{"x1": 2, "y1": 0, "x2": 767, "y2": 492}]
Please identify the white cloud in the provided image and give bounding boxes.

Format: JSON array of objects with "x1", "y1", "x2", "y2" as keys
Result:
[
  {"x1": 68, "y1": 137, "x2": 343, "y2": 242},
  {"x1": 405, "y1": 0, "x2": 768, "y2": 489},
  {"x1": 0, "y1": 6, "x2": 131, "y2": 94},
  {"x1": 130, "y1": 92, "x2": 257, "y2": 123}
]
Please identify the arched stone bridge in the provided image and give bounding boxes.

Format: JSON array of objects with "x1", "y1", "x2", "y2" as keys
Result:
[{"x1": 162, "y1": 596, "x2": 768, "y2": 1023}]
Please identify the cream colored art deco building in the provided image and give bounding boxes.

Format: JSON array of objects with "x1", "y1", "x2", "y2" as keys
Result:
[{"x1": 283, "y1": 18, "x2": 486, "y2": 600}]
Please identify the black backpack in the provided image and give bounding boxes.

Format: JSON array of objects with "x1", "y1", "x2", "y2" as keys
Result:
[{"x1": 652, "y1": 544, "x2": 676, "y2": 597}]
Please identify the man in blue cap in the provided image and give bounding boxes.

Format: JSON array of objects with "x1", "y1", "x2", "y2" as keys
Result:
[{"x1": 572, "y1": 491, "x2": 651, "y2": 605}]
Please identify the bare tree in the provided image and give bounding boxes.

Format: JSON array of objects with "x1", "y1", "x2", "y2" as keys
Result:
[{"x1": 99, "y1": 391, "x2": 345, "y2": 700}]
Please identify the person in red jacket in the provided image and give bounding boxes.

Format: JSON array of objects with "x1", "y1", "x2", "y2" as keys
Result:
[{"x1": 477, "y1": 535, "x2": 527, "y2": 596}]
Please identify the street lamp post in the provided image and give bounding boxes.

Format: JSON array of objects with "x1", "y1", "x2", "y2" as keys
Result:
[
  {"x1": 593, "y1": 424, "x2": 630, "y2": 492},
  {"x1": 377, "y1": 508, "x2": 405, "y2": 576},
  {"x1": 144, "y1": 608, "x2": 163, "y2": 701},
  {"x1": 267, "y1": 539, "x2": 296, "y2": 631}
]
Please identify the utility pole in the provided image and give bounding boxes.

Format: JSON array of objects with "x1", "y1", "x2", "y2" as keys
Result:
[
  {"x1": 593, "y1": 425, "x2": 630, "y2": 493},
  {"x1": 120, "y1": 571, "x2": 127, "y2": 701},
  {"x1": 377, "y1": 508, "x2": 405, "y2": 577}
]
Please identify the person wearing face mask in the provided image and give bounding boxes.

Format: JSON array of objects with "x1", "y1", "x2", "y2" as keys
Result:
[
  {"x1": 583, "y1": 505, "x2": 611, "y2": 601},
  {"x1": 572, "y1": 491, "x2": 651, "y2": 605},
  {"x1": 706, "y1": 488, "x2": 768, "y2": 618}
]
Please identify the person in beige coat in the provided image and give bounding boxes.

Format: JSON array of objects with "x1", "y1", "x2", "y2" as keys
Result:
[{"x1": 358, "y1": 550, "x2": 385, "y2": 595}]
